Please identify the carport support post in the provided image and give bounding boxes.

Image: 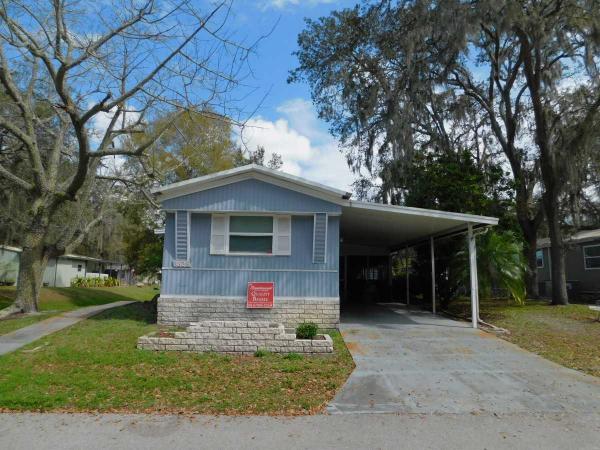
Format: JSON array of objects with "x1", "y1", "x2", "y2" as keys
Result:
[
  {"x1": 468, "y1": 224, "x2": 479, "y2": 329},
  {"x1": 430, "y1": 236, "x2": 436, "y2": 314}
]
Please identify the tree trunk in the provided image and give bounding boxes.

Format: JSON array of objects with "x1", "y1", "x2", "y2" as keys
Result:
[
  {"x1": 523, "y1": 233, "x2": 540, "y2": 299},
  {"x1": 15, "y1": 232, "x2": 49, "y2": 313},
  {"x1": 545, "y1": 197, "x2": 569, "y2": 305}
]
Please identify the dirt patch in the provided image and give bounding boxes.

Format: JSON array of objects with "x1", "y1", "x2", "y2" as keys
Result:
[{"x1": 345, "y1": 341, "x2": 368, "y2": 355}]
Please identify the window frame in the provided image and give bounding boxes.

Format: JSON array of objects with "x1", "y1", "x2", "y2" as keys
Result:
[
  {"x1": 583, "y1": 244, "x2": 600, "y2": 270},
  {"x1": 227, "y1": 214, "x2": 275, "y2": 256},
  {"x1": 536, "y1": 249, "x2": 544, "y2": 269}
]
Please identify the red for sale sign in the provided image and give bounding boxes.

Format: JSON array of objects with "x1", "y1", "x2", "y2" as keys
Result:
[{"x1": 247, "y1": 282, "x2": 274, "y2": 308}]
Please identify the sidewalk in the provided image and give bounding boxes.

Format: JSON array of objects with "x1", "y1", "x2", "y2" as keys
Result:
[{"x1": 0, "y1": 301, "x2": 134, "y2": 355}]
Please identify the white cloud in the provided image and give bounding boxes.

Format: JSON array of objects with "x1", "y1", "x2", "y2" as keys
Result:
[
  {"x1": 89, "y1": 106, "x2": 140, "y2": 150},
  {"x1": 240, "y1": 98, "x2": 356, "y2": 191}
]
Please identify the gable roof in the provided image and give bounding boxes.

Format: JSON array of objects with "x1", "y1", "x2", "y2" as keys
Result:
[
  {"x1": 152, "y1": 164, "x2": 499, "y2": 239},
  {"x1": 152, "y1": 164, "x2": 351, "y2": 204}
]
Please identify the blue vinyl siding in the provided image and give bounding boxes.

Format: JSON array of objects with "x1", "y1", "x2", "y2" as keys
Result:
[
  {"x1": 162, "y1": 270, "x2": 338, "y2": 297},
  {"x1": 162, "y1": 213, "x2": 339, "y2": 298},
  {"x1": 161, "y1": 178, "x2": 342, "y2": 214}
]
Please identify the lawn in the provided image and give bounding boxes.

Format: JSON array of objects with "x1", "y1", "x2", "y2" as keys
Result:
[
  {"x1": 0, "y1": 286, "x2": 157, "y2": 336},
  {"x1": 0, "y1": 301, "x2": 355, "y2": 415},
  {"x1": 446, "y1": 298, "x2": 600, "y2": 378}
]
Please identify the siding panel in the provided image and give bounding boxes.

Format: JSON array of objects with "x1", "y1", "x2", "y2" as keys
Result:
[
  {"x1": 162, "y1": 269, "x2": 338, "y2": 297},
  {"x1": 162, "y1": 178, "x2": 342, "y2": 214},
  {"x1": 161, "y1": 213, "x2": 340, "y2": 298}
]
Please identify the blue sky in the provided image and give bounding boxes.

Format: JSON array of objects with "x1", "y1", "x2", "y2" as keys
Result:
[{"x1": 227, "y1": 0, "x2": 359, "y2": 189}]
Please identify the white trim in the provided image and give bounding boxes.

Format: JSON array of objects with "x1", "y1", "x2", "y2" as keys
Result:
[
  {"x1": 583, "y1": 244, "x2": 600, "y2": 270},
  {"x1": 0, "y1": 244, "x2": 22, "y2": 253},
  {"x1": 163, "y1": 209, "x2": 341, "y2": 217},
  {"x1": 344, "y1": 200, "x2": 499, "y2": 225},
  {"x1": 162, "y1": 267, "x2": 338, "y2": 273}
]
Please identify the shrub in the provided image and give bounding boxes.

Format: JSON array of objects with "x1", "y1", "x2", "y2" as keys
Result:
[
  {"x1": 70, "y1": 276, "x2": 120, "y2": 288},
  {"x1": 296, "y1": 322, "x2": 318, "y2": 339},
  {"x1": 254, "y1": 348, "x2": 269, "y2": 357}
]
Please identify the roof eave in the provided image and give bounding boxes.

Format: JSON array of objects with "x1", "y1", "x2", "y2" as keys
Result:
[
  {"x1": 343, "y1": 200, "x2": 499, "y2": 225},
  {"x1": 152, "y1": 164, "x2": 350, "y2": 204}
]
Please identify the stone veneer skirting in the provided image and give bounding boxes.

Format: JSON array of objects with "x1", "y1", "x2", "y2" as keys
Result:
[
  {"x1": 137, "y1": 320, "x2": 334, "y2": 355},
  {"x1": 157, "y1": 296, "x2": 340, "y2": 329}
]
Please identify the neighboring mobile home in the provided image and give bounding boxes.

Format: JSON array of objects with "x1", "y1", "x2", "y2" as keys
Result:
[
  {"x1": 537, "y1": 229, "x2": 600, "y2": 301},
  {"x1": 153, "y1": 165, "x2": 497, "y2": 329},
  {"x1": 0, "y1": 245, "x2": 129, "y2": 287}
]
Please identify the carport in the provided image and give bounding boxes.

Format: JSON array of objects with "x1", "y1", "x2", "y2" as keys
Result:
[{"x1": 339, "y1": 200, "x2": 498, "y2": 328}]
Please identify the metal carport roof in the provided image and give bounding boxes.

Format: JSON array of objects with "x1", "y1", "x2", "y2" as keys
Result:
[{"x1": 340, "y1": 200, "x2": 498, "y2": 249}]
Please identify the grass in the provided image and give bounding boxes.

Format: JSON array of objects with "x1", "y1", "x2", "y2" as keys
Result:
[
  {"x1": 0, "y1": 302, "x2": 355, "y2": 415},
  {"x1": 446, "y1": 297, "x2": 600, "y2": 377},
  {"x1": 0, "y1": 286, "x2": 158, "y2": 336}
]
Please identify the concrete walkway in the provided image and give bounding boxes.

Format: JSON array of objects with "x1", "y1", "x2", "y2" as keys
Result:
[
  {"x1": 0, "y1": 301, "x2": 134, "y2": 356},
  {"x1": 328, "y1": 304, "x2": 600, "y2": 415}
]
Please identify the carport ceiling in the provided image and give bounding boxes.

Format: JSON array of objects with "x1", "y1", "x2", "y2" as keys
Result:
[{"x1": 340, "y1": 201, "x2": 498, "y2": 249}]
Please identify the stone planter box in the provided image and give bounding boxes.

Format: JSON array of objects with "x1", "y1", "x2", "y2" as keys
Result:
[{"x1": 137, "y1": 320, "x2": 333, "y2": 355}]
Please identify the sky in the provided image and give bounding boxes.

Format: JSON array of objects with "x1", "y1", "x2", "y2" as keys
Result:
[{"x1": 226, "y1": 0, "x2": 359, "y2": 190}]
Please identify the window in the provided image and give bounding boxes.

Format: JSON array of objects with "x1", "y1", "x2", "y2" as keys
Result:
[
  {"x1": 229, "y1": 216, "x2": 274, "y2": 254},
  {"x1": 584, "y1": 244, "x2": 600, "y2": 270},
  {"x1": 210, "y1": 214, "x2": 291, "y2": 256},
  {"x1": 77, "y1": 264, "x2": 82, "y2": 272},
  {"x1": 536, "y1": 250, "x2": 544, "y2": 268}
]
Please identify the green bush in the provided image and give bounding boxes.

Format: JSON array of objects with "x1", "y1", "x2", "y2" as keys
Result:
[
  {"x1": 296, "y1": 322, "x2": 318, "y2": 339},
  {"x1": 254, "y1": 348, "x2": 269, "y2": 357},
  {"x1": 70, "y1": 276, "x2": 120, "y2": 288}
]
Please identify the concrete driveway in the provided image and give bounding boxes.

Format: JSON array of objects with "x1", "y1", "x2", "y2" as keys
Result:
[{"x1": 327, "y1": 304, "x2": 600, "y2": 415}]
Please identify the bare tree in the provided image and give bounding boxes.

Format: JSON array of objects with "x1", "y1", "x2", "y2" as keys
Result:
[{"x1": 0, "y1": 0, "x2": 254, "y2": 313}]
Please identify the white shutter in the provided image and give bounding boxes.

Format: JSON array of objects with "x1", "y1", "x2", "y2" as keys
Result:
[
  {"x1": 210, "y1": 214, "x2": 228, "y2": 254},
  {"x1": 273, "y1": 215, "x2": 291, "y2": 256}
]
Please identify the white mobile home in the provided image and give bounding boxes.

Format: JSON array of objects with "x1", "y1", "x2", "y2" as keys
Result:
[{"x1": 0, "y1": 245, "x2": 129, "y2": 287}]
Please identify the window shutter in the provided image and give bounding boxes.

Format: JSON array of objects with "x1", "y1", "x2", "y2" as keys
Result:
[
  {"x1": 273, "y1": 215, "x2": 292, "y2": 256},
  {"x1": 313, "y1": 213, "x2": 327, "y2": 263},
  {"x1": 210, "y1": 214, "x2": 228, "y2": 254},
  {"x1": 175, "y1": 211, "x2": 189, "y2": 260}
]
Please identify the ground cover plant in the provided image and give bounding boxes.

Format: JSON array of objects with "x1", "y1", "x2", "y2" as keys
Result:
[{"x1": 0, "y1": 302, "x2": 354, "y2": 415}]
